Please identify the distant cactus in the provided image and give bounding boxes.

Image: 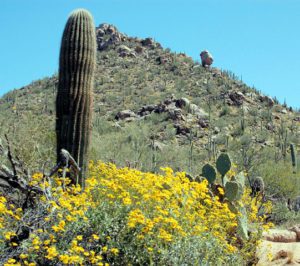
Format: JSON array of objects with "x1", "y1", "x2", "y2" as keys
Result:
[
  {"x1": 251, "y1": 176, "x2": 264, "y2": 196},
  {"x1": 290, "y1": 143, "x2": 297, "y2": 173},
  {"x1": 202, "y1": 163, "x2": 217, "y2": 184},
  {"x1": 56, "y1": 9, "x2": 96, "y2": 187}
]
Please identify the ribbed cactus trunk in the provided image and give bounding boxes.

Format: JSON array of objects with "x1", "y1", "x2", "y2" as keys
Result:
[
  {"x1": 290, "y1": 143, "x2": 297, "y2": 174},
  {"x1": 56, "y1": 9, "x2": 96, "y2": 187}
]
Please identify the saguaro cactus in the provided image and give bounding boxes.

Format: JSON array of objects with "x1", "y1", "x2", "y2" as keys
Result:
[
  {"x1": 56, "y1": 9, "x2": 96, "y2": 187},
  {"x1": 290, "y1": 143, "x2": 297, "y2": 174}
]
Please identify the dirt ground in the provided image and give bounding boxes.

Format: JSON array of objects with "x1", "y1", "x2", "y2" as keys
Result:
[{"x1": 257, "y1": 229, "x2": 300, "y2": 265}]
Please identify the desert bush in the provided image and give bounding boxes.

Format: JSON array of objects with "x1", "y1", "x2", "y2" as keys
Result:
[{"x1": 257, "y1": 160, "x2": 300, "y2": 200}]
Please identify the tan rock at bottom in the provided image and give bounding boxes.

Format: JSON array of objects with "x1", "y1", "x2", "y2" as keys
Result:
[
  {"x1": 257, "y1": 240, "x2": 300, "y2": 265},
  {"x1": 289, "y1": 225, "x2": 300, "y2": 241},
  {"x1": 263, "y1": 229, "x2": 297, "y2": 243}
]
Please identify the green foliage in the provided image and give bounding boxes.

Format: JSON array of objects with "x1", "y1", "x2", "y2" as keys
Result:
[
  {"x1": 257, "y1": 161, "x2": 300, "y2": 200},
  {"x1": 56, "y1": 9, "x2": 96, "y2": 186},
  {"x1": 271, "y1": 202, "x2": 300, "y2": 227}
]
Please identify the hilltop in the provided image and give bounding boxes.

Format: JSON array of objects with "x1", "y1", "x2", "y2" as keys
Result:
[{"x1": 0, "y1": 23, "x2": 299, "y2": 206}]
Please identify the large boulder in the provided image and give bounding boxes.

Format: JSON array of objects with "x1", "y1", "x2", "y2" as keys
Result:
[
  {"x1": 115, "y1": 110, "x2": 137, "y2": 120},
  {"x1": 138, "y1": 104, "x2": 158, "y2": 116},
  {"x1": 117, "y1": 45, "x2": 136, "y2": 57},
  {"x1": 175, "y1": 98, "x2": 190, "y2": 109},
  {"x1": 259, "y1": 95, "x2": 275, "y2": 107},
  {"x1": 263, "y1": 229, "x2": 297, "y2": 243},
  {"x1": 174, "y1": 123, "x2": 190, "y2": 135},
  {"x1": 200, "y1": 50, "x2": 213, "y2": 67},
  {"x1": 289, "y1": 225, "x2": 300, "y2": 241},
  {"x1": 257, "y1": 240, "x2": 300, "y2": 265},
  {"x1": 166, "y1": 106, "x2": 185, "y2": 121},
  {"x1": 189, "y1": 104, "x2": 208, "y2": 118},
  {"x1": 228, "y1": 91, "x2": 245, "y2": 106},
  {"x1": 141, "y1": 37, "x2": 161, "y2": 48}
]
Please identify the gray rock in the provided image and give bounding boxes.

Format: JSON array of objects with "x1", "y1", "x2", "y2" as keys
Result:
[
  {"x1": 167, "y1": 107, "x2": 184, "y2": 121},
  {"x1": 174, "y1": 123, "x2": 190, "y2": 135},
  {"x1": 214, "y1": 127, "x2": 220, "y2": 134},
  {"x1": 96, "y1": 23, "x2": 125, "y2": 51},
  {"x1": 141, "y1": 37, "x2": 156, "y2": 48},
  {"x1": 259, "y1": 95, "x2": 274, "y2": 107},
  {"x1": 175, "y1": 98, "x2": 190, "y2": 109},
  {"x1": 117, "y1": 45, "x2": 136, "y2": 57},
  {"x1": 115, "y1": 110, "x2": 137, "y2": 120},
  {"x1": 228, "y1": 91, "x2": 245, "y2": 106},
  {"x1": 198, "y1": 118, "x2": 209, "y2": 128}
]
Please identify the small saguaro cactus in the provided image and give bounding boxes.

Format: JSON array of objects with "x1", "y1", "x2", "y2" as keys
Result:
[
  {"x1": 56, "y1": 9, "x2": 96, "y2": 187},
  {"x1": 290, "y1": 143, "x2": 297, "y2": 174}
]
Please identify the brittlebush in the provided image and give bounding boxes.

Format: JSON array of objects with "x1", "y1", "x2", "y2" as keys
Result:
[{"x1": 0, "y1": 161, "x2": 271, "y2": 265}]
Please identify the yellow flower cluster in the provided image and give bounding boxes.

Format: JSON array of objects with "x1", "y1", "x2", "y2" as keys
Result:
[
  {"x1": 0, "y1": 161, "x2": 271, "y2": 264},
  {"x1": 89, "y1": 162, "x2": 241, "y2": 252}
]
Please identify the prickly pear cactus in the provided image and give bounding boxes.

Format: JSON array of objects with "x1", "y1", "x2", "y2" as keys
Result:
[
  {"x1": 216, "y1": 153, "x2": 231, "y2": 176},
  {"x1": 234, "y1": 171, "x2": 246, "y2": 187},
  {"x1": 225, "y1": 181, "x2": 240, "y2": 201},
  {"x1": 237, "y1": 206, "x2": 249, "y2": 240},
  {"x1": 56, "y1": 9, "x2": 96, "y2": 187},
  {"x1": 202, "y1": 163, "x2": 217, "y2": 184}
]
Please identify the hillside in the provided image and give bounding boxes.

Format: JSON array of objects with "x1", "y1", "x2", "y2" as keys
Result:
[{"x1": 0, "y1": 23, "x2": 299, "y2": 205}]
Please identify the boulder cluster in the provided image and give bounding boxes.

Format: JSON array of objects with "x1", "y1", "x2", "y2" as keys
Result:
[
  {"x1": 115, "y1": 96, "x2": 209, "y2": 135},
  {"x1": 96, "y1": 23, "x2": 126, "y2": 51},
  {"x1": 96, "y1": 23, "x2": 161, "y2": 58}
]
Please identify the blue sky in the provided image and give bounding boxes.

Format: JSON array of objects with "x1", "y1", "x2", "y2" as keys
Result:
[{"x1": 1, "y1": 0, "x2": 299, "y2": 107}]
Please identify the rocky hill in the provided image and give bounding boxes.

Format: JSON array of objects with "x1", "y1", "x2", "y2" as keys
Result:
[{"x1": 0, "y1": 23, "x2": 300, "y2": 206}]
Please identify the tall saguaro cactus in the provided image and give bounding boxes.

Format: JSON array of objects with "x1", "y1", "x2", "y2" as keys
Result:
[{"x1": 56, "y1": 9, "x2": 96, "y2": 187}]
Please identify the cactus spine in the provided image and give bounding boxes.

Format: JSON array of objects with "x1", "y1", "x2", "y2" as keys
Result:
[{"x1": 56, "y1": 9, "x2": 96, "y2": 187}]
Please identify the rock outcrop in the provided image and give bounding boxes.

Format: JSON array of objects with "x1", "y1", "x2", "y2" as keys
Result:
[{"x1": 96, "y1": 23, "x2": 126, "y2": 51}]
